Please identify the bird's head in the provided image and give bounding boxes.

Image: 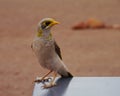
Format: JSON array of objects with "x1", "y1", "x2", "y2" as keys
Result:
[{"x1": 37, "y1": 18, "x2": 59, "y2": 38}]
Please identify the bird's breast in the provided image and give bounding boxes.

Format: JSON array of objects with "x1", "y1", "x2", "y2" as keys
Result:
[
  {"x1": 32, "y1": 38, "x2": 56, "y2": 68},
  {"x1": 33, "y1": 39, "x2": 54, "y2": 55}
]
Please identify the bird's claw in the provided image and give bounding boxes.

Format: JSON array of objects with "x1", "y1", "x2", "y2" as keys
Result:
[
  {"x1": 42, "y1": 83, "x2": 56, "y2": 88},
  {"x1": 34, "y1": 77, "x2": 52, "y2": 83},
  {"x1": 34, "y1": 79, "x2": 42, "y2": 83}
]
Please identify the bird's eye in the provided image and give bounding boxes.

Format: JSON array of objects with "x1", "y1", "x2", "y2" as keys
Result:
[
  {"x1": 41, "y1": 21, "x2": 51, "y2": 29},
  {"x1": 45, "y1": 21, "x2": 51, "y2": 26}
]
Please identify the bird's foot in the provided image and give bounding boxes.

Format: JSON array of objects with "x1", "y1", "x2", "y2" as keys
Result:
[
  {"x1": 34, "y1": 77, "x2": 52, "y2": 83},
  {"x1": 43, "y1": 82, "x2": 56, "y2": 88}
]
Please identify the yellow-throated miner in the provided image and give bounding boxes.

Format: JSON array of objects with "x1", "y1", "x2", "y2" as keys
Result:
[{"x1": 31, "y1": 18, "x2": 73, "y2": 88}]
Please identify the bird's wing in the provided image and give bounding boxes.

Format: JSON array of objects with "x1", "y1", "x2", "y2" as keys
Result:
[{"x1": 54, "y1": 41, "x2": 62, "y2": 60}]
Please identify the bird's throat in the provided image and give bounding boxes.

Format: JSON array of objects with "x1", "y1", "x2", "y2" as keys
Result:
[{"x1": 37, "y1": 29, "x2": 52, "y2": 40}]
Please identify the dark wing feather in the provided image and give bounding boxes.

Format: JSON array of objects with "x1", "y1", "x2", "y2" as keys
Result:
[{"x1": 54, "y1": 41, "x2": 62, "y2": 60}]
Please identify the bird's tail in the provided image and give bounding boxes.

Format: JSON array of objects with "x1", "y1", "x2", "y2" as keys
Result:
[{"x1": 61, "y1": 72, "x2": 73, "y2": 78}]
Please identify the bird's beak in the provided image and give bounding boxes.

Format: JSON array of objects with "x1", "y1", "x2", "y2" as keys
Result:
[{"x1": 51, "y1": 20, "x2": 60, "y2": 26}]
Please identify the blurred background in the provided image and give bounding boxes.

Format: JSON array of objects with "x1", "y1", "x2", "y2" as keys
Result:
[{"x1": 0, "y1": 0, "x2": 120, "y2": 96}]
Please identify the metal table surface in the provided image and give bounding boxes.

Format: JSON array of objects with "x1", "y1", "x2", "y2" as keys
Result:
[{"x1": 33, "y1": 77, "x2": 120, "y2": 96}]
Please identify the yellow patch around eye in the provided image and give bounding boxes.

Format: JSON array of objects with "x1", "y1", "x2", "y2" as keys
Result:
[{"x1": 43, "y1": 22, "x2": 46, "y2": 26}]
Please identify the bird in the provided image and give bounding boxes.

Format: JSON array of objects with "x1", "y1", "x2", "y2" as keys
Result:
[{"x1": 31, "y1": 18, "x2": 73, "y2": 88}]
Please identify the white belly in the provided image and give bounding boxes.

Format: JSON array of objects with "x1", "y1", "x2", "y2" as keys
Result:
[
  {"x1": 32, "y1": 38, "x2": 57, "y2": 70},
  {"x1": 32, "y1": 38, "x2": 68, "y2": 75}
]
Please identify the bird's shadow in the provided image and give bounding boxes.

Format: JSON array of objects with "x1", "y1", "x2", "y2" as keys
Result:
[{"x1": 40, "y1": 77, "x2": 73, "y2": 96}]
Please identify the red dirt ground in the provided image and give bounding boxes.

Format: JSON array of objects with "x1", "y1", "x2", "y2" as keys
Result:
[{"x1": 0, "y1": 0, "x2": 120, "y2": 96}]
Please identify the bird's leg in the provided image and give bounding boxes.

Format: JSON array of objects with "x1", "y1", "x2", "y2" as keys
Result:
[
  {"x1": 43, "y1": 72, "x2": 57, "y2": 88},
  {"x1": 34, "y1": 70, "x2": 52, "y2": 82}
]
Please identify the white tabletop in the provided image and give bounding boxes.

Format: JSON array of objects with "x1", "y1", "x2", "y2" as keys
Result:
[{"x1": 33, "y1": 77, "x2": 120, "y2": 96}]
